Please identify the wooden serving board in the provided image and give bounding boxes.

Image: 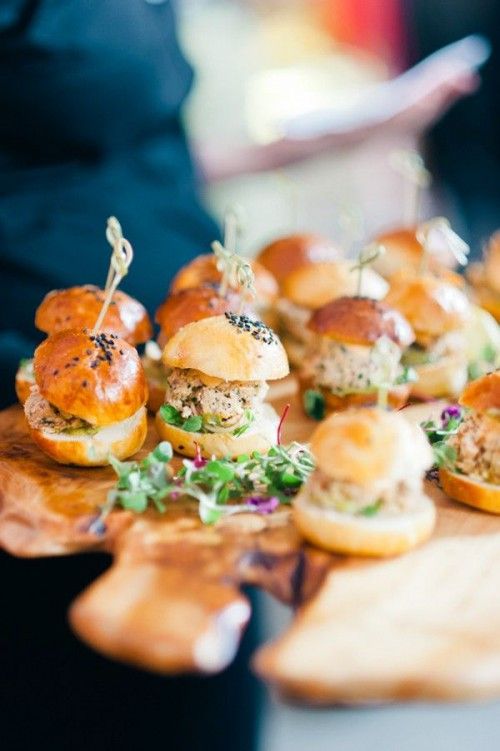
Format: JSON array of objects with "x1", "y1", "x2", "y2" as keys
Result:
[{"x1": 1, "y1": 382, "x2": 500, "y2": 703}]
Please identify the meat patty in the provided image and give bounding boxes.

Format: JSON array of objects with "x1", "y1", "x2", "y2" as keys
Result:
[
  {"x1": 311, "y1": 338, "x2": 402, "y2": 394},
  {"x1": 25, "y1": 386, "x2": 91, "y2": 433},
  {"x1": 450, "y1": 413, "x2": 500, "y2": 484}
]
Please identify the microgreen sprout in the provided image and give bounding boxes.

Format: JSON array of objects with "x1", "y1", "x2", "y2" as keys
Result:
[{"x1": 421, "y1": 405, "x2": 463, "y2": 473}]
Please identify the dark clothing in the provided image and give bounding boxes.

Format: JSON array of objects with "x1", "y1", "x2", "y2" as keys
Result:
[
  {"x1": 0, "y1": 0, "x2": 218, "y2": 406},
  {"x1": 0, "y1": 4, "x2": 259, "y2": 751}
]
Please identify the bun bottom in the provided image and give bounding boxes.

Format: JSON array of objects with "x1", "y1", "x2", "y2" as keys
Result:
[
  {"x1": 410, "y1": 355, "x2": 468, "y2": 400},
  {"x1": 298, "y1": 376, "x2": 411, "y2": 414},
  {"x1": 28, "y1": 407, "x2": 148, "y2": 466},
  {"x1": 15, "y1": 370, "x2": 35, "y2": 406},
  {"x1": 155, "y1": 404, "x2": 279, "y2": 458},
  {"x1": 293, "y1": 491, "x2": 436, "y2": 557},
  {"x1": 440, "y1": 468, "x2": 500, "y2": 514}
]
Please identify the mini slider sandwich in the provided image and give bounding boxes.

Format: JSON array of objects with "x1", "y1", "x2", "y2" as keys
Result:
[
  {"x1": 371, "y1": 225, "x2": 460, "y2": 280},
  {"x1": 156, "y1": 313, "x2": 289, "y2": 458},
  {"x1": 24, "y1": 329, "x2": 148, "y2": 466},
  {"x1": 293, "y1": 408, "x2": 436, "y2": 556},
  {"x1": 386, "y1": 272, "x2": 471, "y2": 399},
  {"x1": 143, "y1": 286, "x2": 238, "y2": 413},
  {"x1": 256, "y1": 234, "x2": 388, "y2": 367},
  {"x1": 300, "y1": 296, "x2": 415, "y2": 415},
  {"x1": 16, "y1": 285, "x2": 152, "y2": 405},
  {"x1": 467, "y1": 231, "x2": 500, "y2": 321},
  {"x1": 440, "y1": 371, "x2": 500, "y2": 513}
]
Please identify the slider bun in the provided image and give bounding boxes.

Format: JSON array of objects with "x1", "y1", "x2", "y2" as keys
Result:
[
  {"x1": 298, "y1": 375, "x2": 411, "y2": 413},
  {"x1": 15, "y1": 369, "x2": 34, "y2": 406},
  {"x1": 28, "y1": 407, "x2": 147, "y2": 467},
  {"x1": 440, "y1": 468, "x2": 500, "y2": 514},
  {"x1": 155, "y1": 287, "x2": 236, "y2": 342},
  {"x1": 281, "y1": 261, "x2": 388, "y2": 309},
  {"x1": 257, "y1": 234, "x2": 342, "y2": 286},
  {"x1": 293, "y1": 490, "x2": 436, "y2": 556},
  {"x1": 308, "y1": 296, "x2": 415, "y2": 348},
  {"x1": 385, "y1": 272, "x2": 470, "y2": 342},
  {"x1": 373, "y1": 227, "x2": 456, "y2": 278},
  {"x1": 459, "y1": 370, "x2": 500, "y2": 412},
  {"x1": 170, "y1": 254, "x2": 279, "y2": 304},
  {"x1": 162, "y1": 314, "x2": 289, "y2": 382},
  {"x1": 34, "y1": 329, "x2": 147, "y2": 426},
  {"x1": 35, "y1": 285, "x2": 152, "y2": 344},
  {"x1": 145, "y1": 378, "x2": 166, "y2": 414},
  {"x1": 410, "y1": 354, "x2": 468, "y2": 400},
  {"x1": 310, "y1": 408, "x2": 433, "y2": 486},
  {"x1": 155, "y1": 403, "x2": 279, "y2": 459}
]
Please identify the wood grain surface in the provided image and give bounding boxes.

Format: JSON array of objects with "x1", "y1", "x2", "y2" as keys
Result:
[{"x1": 1, "y1": 382, "x2": 499, "y2": 703}]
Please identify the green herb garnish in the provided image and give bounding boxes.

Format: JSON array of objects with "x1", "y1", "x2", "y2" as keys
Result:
[
  {"x1": 159, "y1": 404, "x2": 255, "y2": 436},
  {"x1": 232, "y1": 409, "x2": 255, "y2": 437},
  {"x1": 395, "y1": 365, "x2": 417, "y2": 385},
  {"x1": 421, "y1": 406, "x2": 463, "y2": 469},
  {"x1": 303, "y1": 390, "x2": 326, "y2": 420},
  {"x1": 359, "y1": 499, "x2": 383, "y2": 517}
]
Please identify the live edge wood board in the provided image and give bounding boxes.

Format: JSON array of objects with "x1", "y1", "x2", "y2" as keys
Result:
[{"x1": 1, "y1": 378, "x2": 500, "y2": 704}]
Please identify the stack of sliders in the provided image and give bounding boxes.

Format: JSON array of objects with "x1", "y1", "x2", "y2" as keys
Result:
[
  {"x1": 293, "y1": 407, "x2": 436, "y2": 556},
  {"x1": 143, "y1": 286, "x2": 238, "y2": 413},
  {"x1": 440, "y1": 370, "x2": 500, "y2": 513},
  {"x1": 467, "y1": 231, "x2": 500, "y2": 321},
  {"x1": 16, "y1": 285, "x2": 151, "y2": 404},
  {"x1": 155, "y1": 313, "x2": 289, "y2": 458},
  {"x1": 386, "y1": 271, "x2": 472, "y2": 399},
  {"x1": 256, "y1": 233, "x2": 388, "y2": 367},
  {"x1": 299, "y1": 296, "x2": 416, "y2": 416},
  {"x1": 24, "y1": 329, "x2": 148, "y2": 465}
]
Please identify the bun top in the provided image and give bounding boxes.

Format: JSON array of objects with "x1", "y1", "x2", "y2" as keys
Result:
[
  {"x1": 256, "y1": 234, "x2": 342, "y2": 286},
  {"x1": 460, "y1": 371, "x2": 500, "y2": 412},
  {"x1": 35, "y1": 285, "x2": 152, "y2": 345},
  {"x1": 310, "y1": 408, "x2": 433, "y2": 487},
  {"x1": 373, "y1": 227, "x2": 456, "y2": 278},
  {"x1": 34, "y1": 329, "x2": 147, "y2": 426},
  {"x1": 308, "y1": 296, "x2": 415, "y2": 348},
  {"x1": 162, "y1": 314, "x2": 289, "y2": 382},
  {"x1": 385, "y1": 272, "x2": 470, "y2": 344},
  {"x1": 170, "y1": 254, "x2": 278, "y2": 304},
  {"x1": 281, "y1": 260, "x2": 388, "y2": 309},
  {"x1": 155, "y1": 287, "x2": 237, "y2": 342}
]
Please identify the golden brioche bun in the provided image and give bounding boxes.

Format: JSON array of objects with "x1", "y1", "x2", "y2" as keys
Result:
[
  {"x1": 170, "y1": 254, "x2": 279, "y2": 304},
  {"x1": 373, "y1": 226, "x2": 456, "y2": 278},
  {"x1": 256, "y1": 234, "x2": 342, "y2": 286},
  {"x1": 310, "y1": 408, "x2": 432, "y2": 486},
  {"x1": 15, "y1": 367, "x2": 35, "y2": 406},
  {"x1": 293, "y1": 490, "x2": 436, "y2": 556},
  {"x1": 470, "y1": 282, "x2": 500, "y2": 322},
  {"x1": 281, "y1": 260, "x2": 388, "y2": 309},
  {"x1": 410, "y1": 354, "x2": 468, "y2": 400},
  {"x1": 162, "y1": 314, "x2": 289, "y2": 382},
  {"x1": 385, "y1": 271, "x2": 470, "y2": 343},
  {"x1": 155, "y1": 403, "x2": 279, "y2": 458},
  {"x1": 298, "y1": 375, "x2": 411, "y2": 413},
  {"x1": 34, "y1": 330, "x2": 148, "y2": 426},
  {"x1": 440, "y1": 468, "x2": 500, "y2": 514},
  {"x1": 28, "y1": 407, "x2": 147, "y2": 466},
  {"x1": 35, "y1": 285, "x2": 152, "y2": 344},
  {"x1": 155, "y1": 287, "x2": 237, "y2": 341},
  {"x1": 146, "y1": 379, "x2": 166, "y2": 414},
  {"x1": 308, "y1": 296, "x2": 415, "y2": 348},
  {"x1": 459, "y1": 370, "x2": 500, "y2": 412}
]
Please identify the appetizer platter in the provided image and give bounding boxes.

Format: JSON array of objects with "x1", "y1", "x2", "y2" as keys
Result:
[{"x1": 1, "y1": 161, "x2": 500, "y2": 704}]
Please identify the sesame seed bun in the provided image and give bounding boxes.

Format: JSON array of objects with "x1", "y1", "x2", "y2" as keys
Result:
[
  {"x1": 155, "y1": 403, "x2": 279, "y2": 459},
  {"x1": 310, "y1": 408, "x2": 433, "y2": 486},
  {"x1": 169, "y1": 254, "x2": 278, "y2": 305},
  {"x1": 33, "y1": 329, "x2": 148, "y2": 426},
  {"x1": 27, "y1": 406, "x2": 147, "y2": 467},
  {"x1": 281, "y1": 261, "x2": 388, "y2": 309},
  {"x1": 372, "y1": 227, "x2": 457, "y2": 279},
  {"x1": 293, "y1": 490, "x2": 436, "y2": 556},
  {"x1": 162, "y1": 314, "x2": 289, "y2": 382},
  {"x1": 308, "y1": 296, "x2": 415, "y2": 348},
  {"x1": 256, "y1": 234, "x2": 342, "y2": 286},
  {"x1": 35, "y1": 285, "x2": 152, "y2": 345},
  {"x1": 155, "y1": 287, "x2": 236, "y2": 343},
  {"x1": 440, "y1": 468, "x2": 500, "y2": 514},
  {"x1": 410, "y1": 354, "x2": 468, "y2": 400},
  {"x1": 385, "y1": 272, "x2": 470, "y2": 343},
  {"x1": 459, "y1": 371, "x2": 500, "y2": 413}
]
